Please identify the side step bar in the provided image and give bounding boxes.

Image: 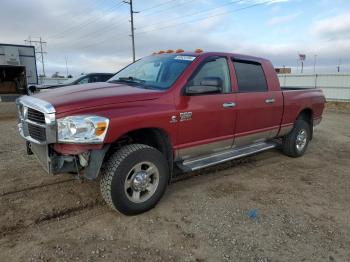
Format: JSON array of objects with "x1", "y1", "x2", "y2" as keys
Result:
[{"x1": 177, "y1": 141, "x2": 278, "y2": 172}]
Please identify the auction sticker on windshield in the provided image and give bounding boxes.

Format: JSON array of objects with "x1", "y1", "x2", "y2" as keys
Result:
[{"x1": 174, "y1": 56, "x2": 196, "y2": 61}]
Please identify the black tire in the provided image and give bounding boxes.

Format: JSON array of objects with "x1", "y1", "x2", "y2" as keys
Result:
[
  {"x1": 100, "y1": 144, "x2": 169, "y2": 215},
  {"x1": 282, "y1": 119, "x2": 311, "y2": 157}
]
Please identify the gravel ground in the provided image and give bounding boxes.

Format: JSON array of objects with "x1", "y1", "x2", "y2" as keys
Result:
[{"x1": 0, "y1": 109, "x2": 349, "y2": 262}]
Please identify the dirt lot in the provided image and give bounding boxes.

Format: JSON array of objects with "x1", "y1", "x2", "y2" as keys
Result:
[{"x1": 0, "y1": 109, "x2": 349, "y2": 262}]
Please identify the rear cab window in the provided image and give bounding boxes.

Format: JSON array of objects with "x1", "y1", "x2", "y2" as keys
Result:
[{"x1": 232, "y1": 59, "x2": 268, "y2": 92}]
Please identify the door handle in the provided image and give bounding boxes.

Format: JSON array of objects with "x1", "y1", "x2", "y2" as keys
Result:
[
  {"x1": 223, "y1": 102, "x2": 236, "y2": 108},
  {"x1": 265, "y1": 98, "x2": 275, "y2": 104}
]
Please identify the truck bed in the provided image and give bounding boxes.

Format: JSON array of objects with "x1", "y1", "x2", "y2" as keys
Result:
[{"x1": 280, "y1": 87, "x2": 325, "y2": 127}]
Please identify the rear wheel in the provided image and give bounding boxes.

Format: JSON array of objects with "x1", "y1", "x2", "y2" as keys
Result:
[
  {"x1": 282, "y1": 119, "x2": 311, "y2": 157},
  {"x1": 100, "y1": 144, "x2": 169, "y2": 215}
]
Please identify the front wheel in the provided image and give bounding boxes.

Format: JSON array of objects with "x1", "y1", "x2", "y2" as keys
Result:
[
  {"x1": 100, "y1": 144, "x2": 169, "y2": 215},
  {"x1": 282, "y1": 119, "x2": 311, "y2": 157}
]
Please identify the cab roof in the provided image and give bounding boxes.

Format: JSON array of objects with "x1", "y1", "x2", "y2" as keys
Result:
[{"x1": 152, "y1": 50, "x2": 269, "y2": 64}]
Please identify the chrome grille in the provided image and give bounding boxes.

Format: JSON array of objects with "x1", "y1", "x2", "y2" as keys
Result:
[
  {"x1": 16, "y1": 96, "x2": 57, "y2": 145},
  {"x1": 28, "y1": 108, "x2": 45, "y2": 124}
]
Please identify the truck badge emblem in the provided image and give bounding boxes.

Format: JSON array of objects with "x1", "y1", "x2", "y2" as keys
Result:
[{"x1": 180, "y1": 112, "x2": 192, "y2": 121}]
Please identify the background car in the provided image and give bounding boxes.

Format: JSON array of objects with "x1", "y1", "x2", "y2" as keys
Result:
[{"x1": 28, "y1": 73, "x2": 114, "y2": 93}]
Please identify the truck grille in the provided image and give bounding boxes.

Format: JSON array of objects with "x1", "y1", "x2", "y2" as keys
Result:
[
  {"x1": 16, "y1": 96, "x2": 56, "y2": 145},
  {"x1": 28, "y1": 123, "x2": 46, "y2": 142},
  {"x1": 28, "y1": 108, "x2": 46, "y2": 124}
]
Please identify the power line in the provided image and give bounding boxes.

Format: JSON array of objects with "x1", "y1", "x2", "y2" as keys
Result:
[
  {"x1": 72, "y1": 0, "x2": 194, "y2": 45},
  {"x1": 57, "y1": 13, "x2": 130, "y2": 47},
  {"x1": 136, "y1": 0, "x2": 247, "y2": 31},
  {"x1": 48, "y1": 1, "x2": 125, "y2": 40},
  {"x1": 139, "y1": 0, "x2": 198, "y2": 17},
  {"x1": 74, "y1": 0, "x2": 272, "y2": 52},
  {"x1": 139, "y1": 0, "x2": 175, "y2": 13},
  {"x1": 136, "y1": 0, "x2": 272, "y2": 35},
  {"x1": 52, "y1": 0, "x2": 253, "y2": 51},
  {"x1": 54, "y1": 0, "x2": 174, "y2": 49},
  {"x1": 76, "y1": 28, "x2": 129, "y2": 51}
]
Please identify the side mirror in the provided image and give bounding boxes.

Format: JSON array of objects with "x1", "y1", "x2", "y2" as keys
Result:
[
  {"x1": 186, "y1": 77, "x2": 222, "y2": 95},
  {"x1": 200, "y1": 77, "x2": 222, "y2": 87}
]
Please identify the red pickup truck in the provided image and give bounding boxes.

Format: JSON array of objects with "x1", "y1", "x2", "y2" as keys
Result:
[{"x1": 16, "y1": 50, "x2": 325, "y2": 215}]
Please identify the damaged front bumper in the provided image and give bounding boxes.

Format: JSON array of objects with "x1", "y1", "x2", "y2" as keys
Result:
[{"x1": 27, "y1": 142, "x2": 109, "y2": 180}]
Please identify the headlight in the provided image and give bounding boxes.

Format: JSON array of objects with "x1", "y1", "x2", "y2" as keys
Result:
[{"x1": 57, "y1": 116, "x2": 109, "y2": 143}]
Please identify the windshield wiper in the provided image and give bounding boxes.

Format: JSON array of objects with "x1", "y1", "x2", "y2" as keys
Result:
[{"x1": 111, "y1": 76, "x2": 146, "y2": 84}]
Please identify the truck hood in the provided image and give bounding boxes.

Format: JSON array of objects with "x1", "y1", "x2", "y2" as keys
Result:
[{"x1": 34, "y1": 82, "x2": 162, "y2": 113}]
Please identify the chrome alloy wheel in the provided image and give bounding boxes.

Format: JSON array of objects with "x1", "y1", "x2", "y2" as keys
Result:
[
  {"x1": 296, "y1": 129, "x2": 307, "y2": 151},
  {"x1": 124, "y1": 162, "x2": 160, "y2": 203}
]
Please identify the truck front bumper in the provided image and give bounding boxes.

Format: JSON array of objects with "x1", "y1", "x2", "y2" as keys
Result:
[
  {"x1": 27, "y1": 142, "x2": 109, "y2": 179},
  {"x1": 29, "y1": 142, "x2": 77, "y2": 175}
]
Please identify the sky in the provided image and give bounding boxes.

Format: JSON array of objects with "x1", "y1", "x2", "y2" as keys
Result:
[{"x1": 1, "y1": 0, "x2": 350, "y2": 76}]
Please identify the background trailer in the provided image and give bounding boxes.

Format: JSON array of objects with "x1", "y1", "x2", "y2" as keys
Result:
[{"x1": 0, "y1": 43, "x2": 38, "y2": 102}]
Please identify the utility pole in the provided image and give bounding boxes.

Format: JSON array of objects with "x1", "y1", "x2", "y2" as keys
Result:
[
  {"x1": 65, "y1": 56, "x2": 69, "y2": 77},
  {"x1": 337, "y1": 58, "x2": 341, "y2": 73},
  {"x1": 313, "y1": 55, "x2": 317, "y2": 73},
  {"x1": 123, "y1": 0, "x2": 139, "y2": 62},
  {"x1": 298, "y1": 54, "x2": 306, "y2": 74},
  {"x1": 25, "y1": 36, "x2": 47, "y2": 77}
]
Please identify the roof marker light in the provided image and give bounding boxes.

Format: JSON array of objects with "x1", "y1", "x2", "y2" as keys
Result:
[{"x1": 195, "y1": 48, "x2": 203, "y2": 53}]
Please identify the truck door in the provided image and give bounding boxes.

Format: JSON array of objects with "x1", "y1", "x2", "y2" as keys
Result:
[
  {"x1": 231, "y1": 58, "x2": 283, "y2": 147},
  {"x1": 176, "y1": 56, "x2": 237, "y2": 160}
]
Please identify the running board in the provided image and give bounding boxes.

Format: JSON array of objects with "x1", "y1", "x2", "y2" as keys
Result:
[{"x1": 177, "y1": 141, "x2": 278, "y2": 172}]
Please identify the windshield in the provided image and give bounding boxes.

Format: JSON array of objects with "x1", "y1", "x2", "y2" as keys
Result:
[{"x1": 108, "y1": 54, "x2": 196, "y2": 90}]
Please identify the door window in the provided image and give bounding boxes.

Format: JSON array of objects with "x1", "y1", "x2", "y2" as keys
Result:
[
  {"x1": 233, "y1": 60, "x2": 268, "y2": 92},
  {"x1": 189, "y1": 57, "x2": 231, "y2": 94}
]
